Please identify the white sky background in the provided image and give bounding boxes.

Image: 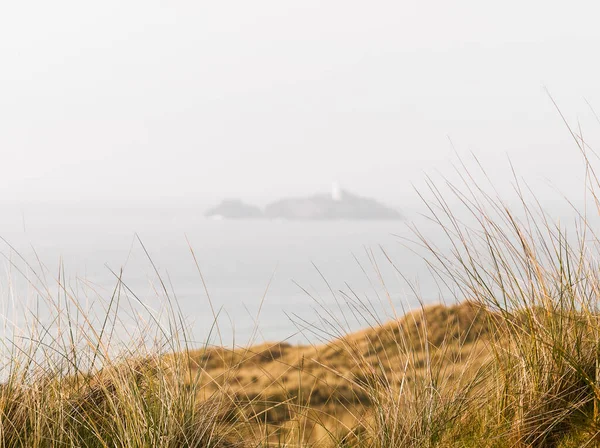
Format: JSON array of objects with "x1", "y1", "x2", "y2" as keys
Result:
[{"x1": 1, "y1": 1, "x2": 600, "y2": 207}]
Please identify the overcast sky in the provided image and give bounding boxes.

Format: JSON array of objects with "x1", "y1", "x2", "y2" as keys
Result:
[{"x1": 2, "y1": 1, "x2": 600, "y2": 206}]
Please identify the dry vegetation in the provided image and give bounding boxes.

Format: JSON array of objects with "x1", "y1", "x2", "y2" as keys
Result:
[
  {"x1": 4, "y1": 128, "x2": 600, "y2": 445},
  {"x1": 182, "y1": 301, "x2": 494, "y2": 445}
]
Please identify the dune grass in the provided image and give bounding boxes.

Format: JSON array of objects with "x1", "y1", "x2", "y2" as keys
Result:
[{"x1": 4, "y1": 134, "x2": 600, "y2": 445}]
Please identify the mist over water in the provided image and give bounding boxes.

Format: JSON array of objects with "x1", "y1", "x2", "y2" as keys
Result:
[{"x1": 0, "y1": 202, "x2": 452, "y2": 347}]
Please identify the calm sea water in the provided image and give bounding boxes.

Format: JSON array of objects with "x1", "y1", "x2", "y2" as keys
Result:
[{"x1": 0, "y1": 202, "x2": 453, "y2": 347}]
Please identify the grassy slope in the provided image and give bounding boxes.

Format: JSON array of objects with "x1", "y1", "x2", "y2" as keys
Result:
[
  {"x1": 2, "y1": 299, "x2": 597, "y2": 447},
  {"x1": 183, "y1": 301, "x2": 495, "y2": 445}
]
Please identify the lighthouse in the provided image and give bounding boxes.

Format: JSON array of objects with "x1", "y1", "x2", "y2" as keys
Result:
[{"x1": 331, "y1": 182, "x2": 342, "y2": 201}]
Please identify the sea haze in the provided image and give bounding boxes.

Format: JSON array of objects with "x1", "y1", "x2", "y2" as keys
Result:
[{"x1": 0, "y1": 201, "x2": 450, "y2": 347}]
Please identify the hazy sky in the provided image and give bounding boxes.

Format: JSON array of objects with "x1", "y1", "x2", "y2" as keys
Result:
[{"x1": 2, "y1": 1, "x2": 600, "y2": 206}]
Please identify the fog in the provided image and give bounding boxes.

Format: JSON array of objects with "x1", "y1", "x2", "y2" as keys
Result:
[{"x1": 0, "y1": 1, "x2": 599, "y2": 207}]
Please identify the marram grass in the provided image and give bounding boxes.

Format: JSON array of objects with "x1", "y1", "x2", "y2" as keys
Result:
[{"x1": 3, "y1": 150, "x2": 600, "y2": 446}]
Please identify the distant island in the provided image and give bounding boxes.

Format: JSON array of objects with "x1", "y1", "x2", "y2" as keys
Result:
[
  {"x1": 205, "y1": 185, "x2": 402, "y2": 221},
  {"x1": 204, "y1": 199, "x2": 263, "y2": 219}
]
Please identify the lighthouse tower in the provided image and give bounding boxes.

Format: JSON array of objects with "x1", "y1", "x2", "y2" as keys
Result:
[{"x1": 331, "y1": 182, "x2": 342, "y2": 201}]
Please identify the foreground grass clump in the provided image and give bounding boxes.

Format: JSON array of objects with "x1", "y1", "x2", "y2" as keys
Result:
[
  {"x1": 0, "y1": 346, "x2": 240, "y2": 447},
  {"x1": 410, "y1": 142, "x2": 600, "y2": 446},
  {"x1": 0, "y1": 256, "x2": 245, "y2": 447}
]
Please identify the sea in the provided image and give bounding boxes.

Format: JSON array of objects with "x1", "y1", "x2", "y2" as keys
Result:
[{"x1": 0, "y1": 201, "x2": 466, "y2": 349}]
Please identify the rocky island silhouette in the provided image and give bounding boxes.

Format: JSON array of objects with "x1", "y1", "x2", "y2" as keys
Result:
[{"x1": 205, "y1": 186, "x2": 402, "y2": 220}]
